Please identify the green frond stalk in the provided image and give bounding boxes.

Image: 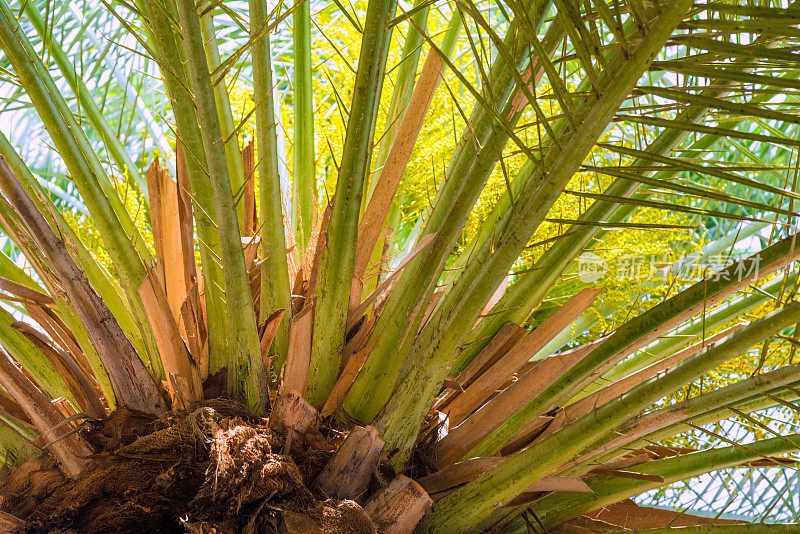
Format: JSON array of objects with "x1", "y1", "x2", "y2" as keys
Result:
[
  {"x1": 23, "y1": 1, "x2": 146, "y2": 197},
  {"x1": 0, "y1": 1, "x2": 150, "y2": 264},
  {"x1": 140, "y1": 0, "x2": 230, "y2": 372},
  {"x1": 0, "y1": 192, "x2": 117, "y2": 404},
  {"x1": 0, "y1": 0, "x2": 166, "y2": 376},
  {"x1": 293, "y1": 0, "x2": 315, "y2": 256},
  {"x1": 0, "y1": 156, "x2": 165, "y2": 415},
  {"x1": 343, "y1": 0, "x2": 547, "y2": 422},
  {"x1": 587, "y1": 269, "x2": 800, "y2": 396},
  {"x1": 0, "y1": 422, "x2": 37, "y2": 466},
  {"x1": 199, "y1": 9, "x2": 247, "y2": 228},
  {"x1": 354, "y1": 7, "x2": 462, "y2": 307},
  {"x1": 628, "y1": 382, "x2": 800, "y2": 459},
  {"x1": 0, "y1": 304, "x2": 72, "y2": 403},
  {"x1": 354, "y1": 0, "x2": 432, "y2": 304},
  {"x1": 529, "y1": 432, "x2": 800, "y2": 530},
  {"x1": 374, "y1": 0, "x2": 691, "y2": 463},
  {"x1": 542, "y1": 223, "x2": 785, "y2": 406},
  {"x1": 251, "y1": 0, "x2": 291, "y2": 366},
  {"x1": 467, "y1": 232, "x2": 800, "y2": 460},
  {"x1": 578, "y1": 363, "x2": 800, "y2": 471},
  {"x1": 425, "y1": 297, "x2": 800, "y2": 531},
  {"x1": 306, "y1": 0, "x2": 398, "y2": 405},
  {"x1": 66, "y1": 3, "x2": 175, "y2": 174},
  {"x1": 173, "y1": 0, "x2": 266, "y2": 411},
  {"x1": 367, "y1": 0, "x2": 431, "y2": 198},
  {"x1": 0, "y1": 250, "x2": 37, "y2": 289},
  {"x1": 0, "y1": 132, "x2": 142, "y2": 393},
  {"x1": 455, "y1": 14, "x2": 793, "y2": 375}
]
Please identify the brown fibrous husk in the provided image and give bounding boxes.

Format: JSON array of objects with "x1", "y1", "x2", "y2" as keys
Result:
[{"x1": 0, "y1": 400, "x2": 375, "y2": 534}]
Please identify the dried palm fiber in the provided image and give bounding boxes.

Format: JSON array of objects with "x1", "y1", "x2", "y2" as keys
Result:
[{"x1": 1, "y1": 401, "x2": 374, "y2": 534}]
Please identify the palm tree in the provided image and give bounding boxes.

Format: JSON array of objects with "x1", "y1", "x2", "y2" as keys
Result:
[{"x1": 2, "y1": 0, "x2": 800, "y2": 532}]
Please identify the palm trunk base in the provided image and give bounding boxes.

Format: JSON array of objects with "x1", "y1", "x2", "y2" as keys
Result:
[{"x1": 0, "y1": 401, "x2": 393, "y2": 534}]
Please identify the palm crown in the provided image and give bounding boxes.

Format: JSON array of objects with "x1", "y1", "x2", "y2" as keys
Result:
[{"x1": 2, "y1": 0, "x2": 800, "y2": 532}]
